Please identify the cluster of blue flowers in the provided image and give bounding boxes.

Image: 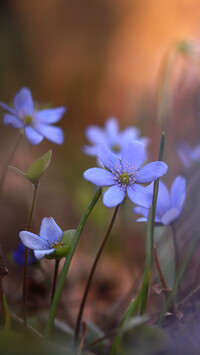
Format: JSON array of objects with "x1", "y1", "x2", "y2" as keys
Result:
[{"x1": 0, "y1": 88, "x2": 190, "y2": 260}]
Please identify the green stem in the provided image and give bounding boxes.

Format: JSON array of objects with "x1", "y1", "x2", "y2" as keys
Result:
[
  {"x1": 75, "y1": 205, "x2": 119, "y2": 342},
  {"x1": 44, "y1": 187, "x2": 102, "y2": 339},
  {"x1": 23, "y1": 183, "x2": 39, "y2": 329},
  {"x1": 51, "y1": 260, "x2": 60, "y2": 305},
  {"x1": 0, "y1": 132, "x2": 21, "y2": 196}
]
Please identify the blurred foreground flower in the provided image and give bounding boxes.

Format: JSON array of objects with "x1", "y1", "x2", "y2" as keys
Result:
[
  {"x1": 177, "y1": 141, "x2": 200, "y2": 167},
  {"x1": 19, "y1": 217, "x2": 63, "y2": 260},
  {"x1": 134, "y1": 175, "x2": 186, "y2": 225},
  {"x1": 13, "y1": 242, "x2": 37, "y2": 266},
  {"x1": 84, "y1": 141, "x2": 168, "y2": 208},
  {"x1": 83, "y1": 116, "x2": 149, "y2": 159},
  {"x1": 0, "y1": 87, "x2": 66, "y2": 145}
]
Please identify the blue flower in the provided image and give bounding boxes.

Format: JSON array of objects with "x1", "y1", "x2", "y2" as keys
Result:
[
  {"x1": 0, "y1": 87, "x2": 66, "y2": 145},
  {"x1": 83, "y1": 141, "x2": 168, "y2": 208},
  {"x1": 19, "y1": 217, "x2": 63, "y2": 260},
  {"x1": 83, "y1": 116, "x2": 149, "y2": 159},
  {"x1": 177, "y1": 141, "x2": 200, "y2": 167},
  {"x1": 13, "y1": 242, "x2": 37, "y2": 266},
  {"x1": 133, "y1": 175, "x2": 186, "y2": 225}
]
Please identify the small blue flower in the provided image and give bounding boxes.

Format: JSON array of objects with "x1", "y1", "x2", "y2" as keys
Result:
[
  {"x1": 133, "y1": 175, "x2": 186, "y2": 225},
  {"x1": 13, "y1": 242, "x2": 37, "y2": 266},
  {"x1": 83, "y1": 141, "x2": 168, "y2": 208},
  {"x1": 83, "y1": 116, "x2": 149, "y2": 159},
  {"x1": 177, "y1": 141, "x2": 200, "y2": 167},
  {"x1": 19, "y1": 217, "x2": 63, "y2": 260},
  {"x1": 0, "y1": 87, "x2": 66, "y2": 145}
]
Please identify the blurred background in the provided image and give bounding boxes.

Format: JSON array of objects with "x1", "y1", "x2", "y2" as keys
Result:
[{"x1": 1, "y1": 0, "x2": 200, "y2": 328}]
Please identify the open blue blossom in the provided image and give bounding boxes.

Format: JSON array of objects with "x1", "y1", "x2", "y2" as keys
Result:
[
  {"x1": 19, "y1": 217, "x2": 63, "y2": 260},
  {"x1": 133, "y1": 176, "x2": 186, "y2": 225},
  {"x1": 177, "y1": 141, "x2": 200, "y2": 167},
  {"x1": 83, "y1": 116, "x2": 149, "y2": 159},
  {"x1": 83, "y1": 141, "x2": 168, "y2": 208},
  {"x1": 0, "y1": 87, "x2": 66, "y2": 145},
  {"x1": 12, "y1": 242, "x2": 37, "y2": 266}
]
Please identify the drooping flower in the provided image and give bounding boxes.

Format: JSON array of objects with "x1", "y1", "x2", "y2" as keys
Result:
[
  {"x1": 12, "y1": 242, "x2": 37, "y2": 266},
  {"x1": 177, "y1": 141, "x2": 200, "y2": 167},
  {"x1": 83, "y1": 141, "x2": 168, "y2": 208},
  {"x1": 83, "y1": 116, "x2": 149, "y2": 159},
  {"x1": 19, "y1": 217, "x2": 63, "y2": 260},
  {"x1": 133, "y1": 175, "x2": 186, "y2": 225},
  {"x1": 0, "y1": 87, "x2": 66, "y2": 145}
]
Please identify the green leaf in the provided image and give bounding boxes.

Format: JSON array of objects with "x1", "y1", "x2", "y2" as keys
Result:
[
  {"x1": 9, "y1": 150, "x2": 52, "y2": 185},
  {"x1": 8, "y1": 166, "x2": 26, "y2": 179},
  {"x1": 41, "y1": 150, "x2": 52, "y2": 171},
  {"x1": 26, "y1": 150, "x2": 52, "y2": 184},
  {"x1": 26, "y1": 159, "x2": 45, "y2": 183},
  {"x1": 115, "y1": 325, "x2": 169, "y2": 355},
  {"x1": 120, "y1": 315, "x2": 148, "y2": 334}
]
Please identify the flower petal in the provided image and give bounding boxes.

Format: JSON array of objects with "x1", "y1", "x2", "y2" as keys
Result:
[
  {"x1": 103, "y1": 185, "x2": 125, "y2": 208},
  {"x1": 82, "y1": 145, "x2": 97, "y2": 156},
  {"x1": 121, "y1": 141, "x2": 145, "y2": 171},
  {"x1": 36, "y1": 107, "x2": 66, "y2": 124},
  {"x1": 3, "y1": 114, "x2": 24, "y2": 128},
  {"x1": 136, "y1": 162, "x2": 168, "y2": 183},
  {"x1": 193, "y1": 144, "x2": 200, "y2": 161},
  {"x1": 126, "y1": 184, "x2": 153, "y2": 207},
  {"x1": 161, "y1": 208, "x2": 180, "y2": 225},
  {"x1": 105, "y1": 117, "x2": 119, "y2": 138},
  {"x1": 19, "y1": 231, "x2": 49, "y2": 250},
  {"x1": 156, "y1": 181, "x2": 170, "y2": 216},
  {"x1": 0, "y1": 102, "x2": 16, "y2": 115},
  {"x1": 120, "y1": 127, "x2": 140, "y2": 146},
  {"x1": 133, "y1": 206, "x2": 149, "y2": 219},
  {"x1": 136, "y1": 217, "x2": 149, "y2": 222},
  {"x1": 34, "y1": 248, "x2": 55, "y2": 260},
  {"x1": 85, "y1": 125, "x2": 105, "y2": 145},
  {"x1": 14, "y1": 88, "x2": 34, "y2": 115},
  {"x1": 39, "y1": 217, "x2": 63, "y2": 244},
  {"x1": 25, "y1": 126, "x2": 44, "y2": 145},
  {"x1": 97, "y1": 144, "x2": 120, "y2": 171},
  {"x1": 133, "y1": 205, "x2": 162, "y2": 223},
  {"x1": 177, "y1": 142, "x2": 193, "y2": 167},
  {"x1": 83, "y1": 168, "x2": 114, "y2": 186},
  {"x1": 35, "y1": 124, "x2": 64, "y2": 144},
  {"x1": 170, "y1": 175, "x2": 186, "y2": 211}
]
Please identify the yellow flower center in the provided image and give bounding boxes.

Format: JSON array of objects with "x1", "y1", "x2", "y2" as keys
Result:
[
  {"x1": 24, "y1": 115, "x2": 33, "y2": 125},
  {"x1": 111, "y1": 144, "x2": 121, "y2": 153},
  {"x1": 119, "y1": 172, "x2": 130, "y2": 184}
]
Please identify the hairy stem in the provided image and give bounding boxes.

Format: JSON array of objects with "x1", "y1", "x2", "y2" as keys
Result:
[
  {"x1": 51, "y1": 260, "x2": 60, "y2": 305},
  {"x1": 23, "y1": 183, "x2": 39, "y2": 329},
  {"x1": 75, "y1": 205, "x2": 119, "y2": 342}
]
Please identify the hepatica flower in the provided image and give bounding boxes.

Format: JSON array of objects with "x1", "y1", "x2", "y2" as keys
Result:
[
  {"x1": 19, "y1": 217, "x2": 63, "y2": 260},
  {"x1": 177, "y1": 141, "x2": 200, "y2": 167},
  {"x1": 83, "y1": 141, "x2": 168, "y2": 208},
  {"x1": 134, "y1": 175, "x2": 186, "y2": 225},
  {"x1": 0, "y1": 87, "x2": 66, "y2": 145},
  {"x1": 83, "y1": 116, "x2": 149, "y2": 159}
]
